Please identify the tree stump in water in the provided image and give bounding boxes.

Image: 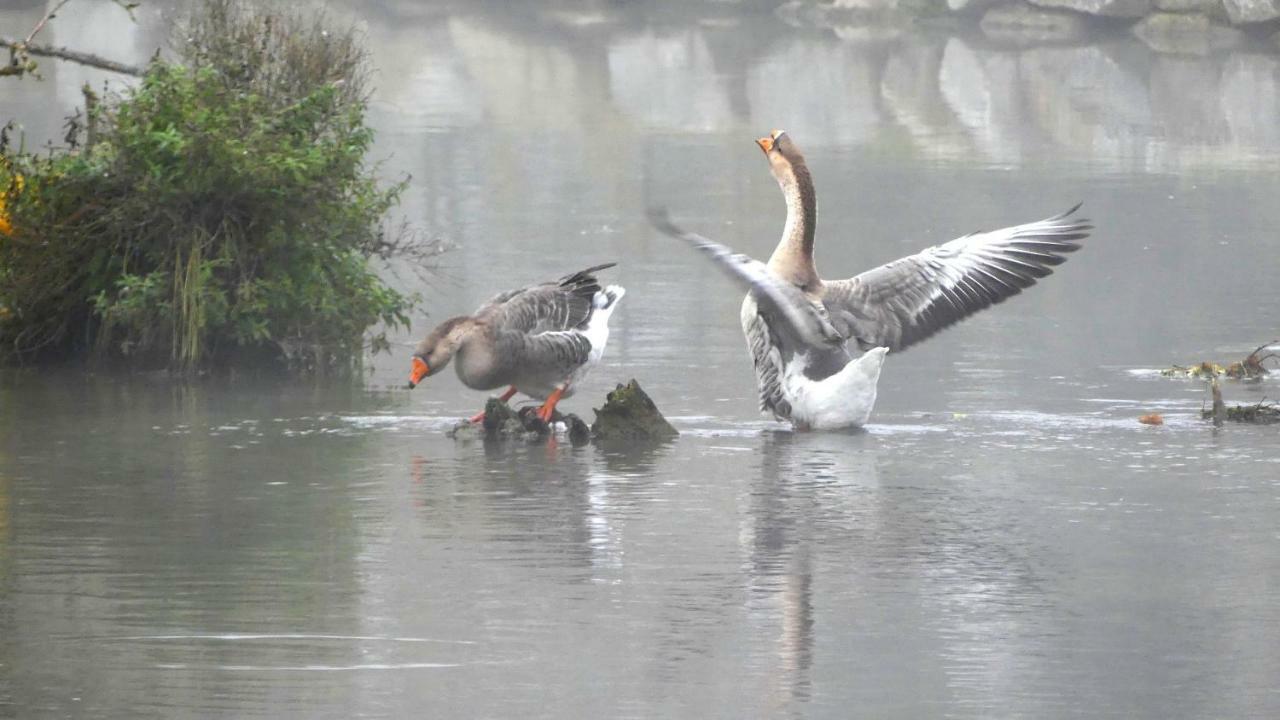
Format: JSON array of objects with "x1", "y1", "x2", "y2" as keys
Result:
[{"x1": 591, "y1": 380, "x2": 678, "y2": 444}]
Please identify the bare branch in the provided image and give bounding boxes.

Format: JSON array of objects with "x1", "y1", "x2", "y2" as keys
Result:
[
  {"x1": 0, "y1": 37, "x2": 143, "y2": 77},
  {"x1": 1247, "y1": 339, "x2": 1280, "y2": 362},
  {"x1": 25, "y1": 0, "x2": 75, "y2": 45},
  {"x1": 3, "y1": 0, "x2": 143, "y2": 79},
  {"x1": 111, "y1": 0, "x2": 141, "y2": 22}
]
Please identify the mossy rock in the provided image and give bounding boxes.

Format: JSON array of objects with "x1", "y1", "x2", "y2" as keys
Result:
[
  {"x1": 591, "y1": 380, "x2": 678, "y2": 444},
  {"x1": 484, "y1": 397, "x2": 530, "y2": 436}
]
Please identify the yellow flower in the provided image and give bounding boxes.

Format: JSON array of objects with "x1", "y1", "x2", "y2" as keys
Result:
[{"x1": 0, "y1": 173, "x2": 22, "y2": 237}]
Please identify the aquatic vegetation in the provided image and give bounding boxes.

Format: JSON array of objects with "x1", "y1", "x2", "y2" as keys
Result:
[{"x1": 0, "y1": 0, "x2": 427, "y2": 375}]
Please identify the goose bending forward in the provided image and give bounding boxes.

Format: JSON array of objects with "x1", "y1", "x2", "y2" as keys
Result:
[
  {"x1": 408, "y1": 264, "x2": 625, "y2": 423},
  {"x1": 650, "y1": 130, "x2": 1091, "y2": 430}
]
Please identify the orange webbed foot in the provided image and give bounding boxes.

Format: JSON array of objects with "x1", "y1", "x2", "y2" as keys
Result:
[{"x1": 535, "y1": 386, "x2": 567, "y2": 424}]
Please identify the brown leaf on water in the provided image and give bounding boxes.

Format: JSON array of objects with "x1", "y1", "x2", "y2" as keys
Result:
[{"x1": 1138, "y1": 413, "x2": 1164, "y2": 426}]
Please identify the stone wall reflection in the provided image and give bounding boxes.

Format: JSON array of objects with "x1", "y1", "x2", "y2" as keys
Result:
[
  {"x1": 364, "y1": 6, "x2": 1280, "y2": 174},
  {"x1": 7, "y1": 4, "x2": 1279, "y2": 175}
]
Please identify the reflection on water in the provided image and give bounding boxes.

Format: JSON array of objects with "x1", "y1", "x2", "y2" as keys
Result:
[
  {"x1": 3, "y1": 369, "x2": 1280, "y2": 716},
  {"x1": 3, "y1": 1, "x2": 1280, "y2": 718},
  {"x1": 4, "y1": 2, "x2": 1280, "y2": 172}
]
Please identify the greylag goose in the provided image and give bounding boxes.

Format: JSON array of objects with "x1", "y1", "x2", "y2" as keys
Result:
[
  {"x1": 408, "y1": 263, "x2": 625, "y2": 423},
  {"x1": 651, "y1": 129, "x2": 1091, "y2": 430}
]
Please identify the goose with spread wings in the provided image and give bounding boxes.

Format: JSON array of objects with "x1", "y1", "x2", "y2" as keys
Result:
[
  {"x1": 407, "y1": 264, "x2": 625, "y2": 423},
  {"x1": 651, "y1": 130, "x2": 1091, "y2": 430}
]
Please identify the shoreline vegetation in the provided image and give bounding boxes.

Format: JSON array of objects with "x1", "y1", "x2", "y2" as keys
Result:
[{"x1": 0, "y1": 0, "x2": 439, "y2": 378}]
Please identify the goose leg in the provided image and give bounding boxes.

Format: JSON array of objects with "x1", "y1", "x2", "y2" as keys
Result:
[
  {"x1": 469, "y1": 386, "x2": 519, "y2": 423},
  {"x1": 535, "y1": 385, "x2": 567, "y2": 423}
]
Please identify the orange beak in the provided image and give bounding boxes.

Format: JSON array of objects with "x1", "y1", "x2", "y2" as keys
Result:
[
  {"x1": 757, "y1": 129, "x2": 785, "y2": 153},
  {"x1": 408, "y1": 356, "x2": 429, "y2": 389}
]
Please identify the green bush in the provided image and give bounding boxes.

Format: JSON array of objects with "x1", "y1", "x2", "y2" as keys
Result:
[{"x1": 0, "y1": 1, "x2": 417, "y2": 375}]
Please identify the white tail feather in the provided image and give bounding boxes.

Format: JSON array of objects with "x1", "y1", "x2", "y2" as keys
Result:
[
  {"x1": 595, "y1": 285, "x2": 625, "y2": 310},
  {"x1": 582, "y1": 285, "x2": 625, "y2": 362}
]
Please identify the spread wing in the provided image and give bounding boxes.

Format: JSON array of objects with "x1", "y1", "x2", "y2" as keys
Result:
[
  {"x1": 648, "y1": 208, "x2": 843, "y2": 420},
  {"x1": 647, "y1": 208, "x2": 842, "y2": 351},
  {"x1": 821, "y1": 204, "x2": 1091, "y2": 352}
]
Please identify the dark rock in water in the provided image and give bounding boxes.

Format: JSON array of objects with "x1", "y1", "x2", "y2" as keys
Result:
[
  {"x1": 482, "y1": 397, "x2": 524, "y2": 436},
  {"x1": 565, "y1": 414, "x2": 591, "y2": 447},
  {"x1": 516, "y1": 406, "x2": 552, "y2": 439},
  {"x1": 447, "y1": 396, "x2": 543, "y2": 442},
  {"x1": 447, "y1": 396, "x2": 574, "y2": 443},
  {"x1": 591, "y1": 380, "x2": 679, "y2": 445}
]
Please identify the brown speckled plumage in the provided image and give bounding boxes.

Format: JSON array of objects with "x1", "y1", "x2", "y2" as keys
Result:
[{"x1": 410, "y1": 264, "x2": 624, "y2": 407}]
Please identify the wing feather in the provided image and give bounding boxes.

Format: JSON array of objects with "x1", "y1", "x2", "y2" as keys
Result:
[
  {"x1": 648, "y1": 208, "x2": 843, "y2": 420},
  {"x1": 479, "y1": 263, "x2": 617, "y2": 336},
  {"x1": 822, "y1": 205, "x2": 1091, "y2": 351},
  {"x1": 741, "y1": 294, "x2": 790, "y2": 420},
  {"x1": 647, "y1": 208, "x2": 843, "y2": 350}
]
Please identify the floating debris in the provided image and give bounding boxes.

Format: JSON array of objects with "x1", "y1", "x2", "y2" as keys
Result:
[
  {"x1": 1162, "y1": 340, "x2": 1277, "y2": 380},
  {"x1": 1197, "y1": 378, "x2": 1280, "y2": 425},
  {"x1": 1201, "y1": 400, "x2": 1280, "y2": 425},
  {"x1": 1162, "y1": 361, "x2": 1226, "y2": 379},
  {"x1": 1137, "y1": 413, "x2": 1164, "y2": 426}
]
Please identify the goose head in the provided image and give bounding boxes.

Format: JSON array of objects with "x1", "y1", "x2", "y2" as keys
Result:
[
  {"x1": 755, "y1": 129, "x2": 820, "y2": 290},
  {"x1": 756, "y1": 129, "x2": 811, "y2": 191},
  {"x1": 407, "y1": 317, "x2": 473, "y2": 389}
]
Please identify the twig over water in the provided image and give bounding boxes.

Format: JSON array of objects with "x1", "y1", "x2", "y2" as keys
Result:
[{"x1": 1, "y1": 36, "x2": 143, "y2": 77}]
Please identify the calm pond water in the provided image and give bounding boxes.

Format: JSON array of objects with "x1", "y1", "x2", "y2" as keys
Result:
[{"x1": 3, "y1": 1, "x2": 1280, "y2": 717}]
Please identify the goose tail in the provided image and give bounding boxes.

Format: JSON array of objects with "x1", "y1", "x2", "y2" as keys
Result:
[
  {"x1": 594, "y1": 285, "x2": 626, "y2": 312},
  {"x1": 582, "y1": 285, "x2": 625, "y2": 355}
]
